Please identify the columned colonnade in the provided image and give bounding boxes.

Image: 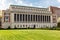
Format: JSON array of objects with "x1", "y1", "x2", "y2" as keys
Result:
[{"x1": 14, "y1": 14, "x2": 51, "y2": 23}]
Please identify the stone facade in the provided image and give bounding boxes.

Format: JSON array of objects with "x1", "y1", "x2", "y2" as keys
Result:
[{"x1": 2, "y1": 5, "x2": 57, "y2": 29}]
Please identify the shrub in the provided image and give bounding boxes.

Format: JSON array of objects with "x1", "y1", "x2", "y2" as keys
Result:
[{"x1": 49, "y1": 26, "x2": 56, "y2": 30}]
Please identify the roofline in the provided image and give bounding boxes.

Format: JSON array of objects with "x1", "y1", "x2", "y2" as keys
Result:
[{"x1": 10, "y1": 5, "x2": 48, "y2": 9}]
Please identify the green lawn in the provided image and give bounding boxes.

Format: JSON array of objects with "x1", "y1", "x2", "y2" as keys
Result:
[{"x1": 0, "y1": 29, "x2": 60, "y2": 40}]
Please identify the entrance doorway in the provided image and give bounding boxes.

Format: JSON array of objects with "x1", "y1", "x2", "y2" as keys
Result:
[{"x1": 33, "y1": 25, "x2": 36, "y2": 29}]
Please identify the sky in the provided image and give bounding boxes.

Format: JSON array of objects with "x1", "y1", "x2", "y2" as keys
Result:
[{"x1": 0, "y1": 0, "x2": 60, "y2": 10}]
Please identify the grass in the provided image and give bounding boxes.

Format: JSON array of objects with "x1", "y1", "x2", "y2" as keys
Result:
[{"x1": 0, "y1": 29, "x2": 60, "y2": 40}]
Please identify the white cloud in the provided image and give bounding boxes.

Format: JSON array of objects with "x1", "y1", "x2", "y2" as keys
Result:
[
  {"x1": 0, "y1": 0, "x2": 34, "y2": 10},
  {"x1": 36, "y1": 6, "x2": 43, "y2": 8},
  {"x1": 0, "y1": 1, "x2": 8, "y2": 9},
  {"x1": 57, "y1": 0, "x2": 60, "y2": 2},
  {"x1": 16, "y1": 0, "x2": 23, "y2": 4},
  {"x1": 14, "y1": 0, "x2": 33, "y2": 6},
  {"x1": 0, "y1": 0, "x2": 43, "y2": 10}
]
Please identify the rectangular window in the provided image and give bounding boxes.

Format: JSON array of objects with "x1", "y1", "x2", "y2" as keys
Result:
[
  {"x1": 28, "y1": 15, "x2": 30, "y2": 21},
  {"x1": 5, "y1": 16, "x2": 8, "y2": 19},
  {"x1": 26, "y1": 14, "x2": 27, "y2": 22},
  {"x1": 23, "y1": 14, "x2": 24, "y2": 21},
  {"x1": 14, "y1": 14, "x2": 16, "y2": 22},
  {"x1": 45, "y1": 16, "x2": 46, "y2": 22},
  {"x1": 31, "y1": 15, "x2": 32, "y2": 21},
  {"x1": 17, "y1": 14, "x2": 19, "y2": 22},
  {"x1": 49, "y1": 16, "x2": 50, "y2": 22},
  {"x1": 41, "y1": 15, "x2": 42, "y2": 22},
  {"x1": 53, "y1": 18, "x2": 56, "y2": 23},
  {"x1": 33, "y1": 15, "x2": 35, "y2": 21},
  {"x1": 38, "y1": 15, "x2": 40, "y2": 22},
  {"x1": 36, "y1": 15, "x2": 37, "y2": 22},
  {"x1": 20, "y1": 14, "x2": 22, "y2": 21},
  {"x1": 47, "y1": 16, "x2": 48, "y2": 22},
  {"x1": 43, "y1": 16, "x2": 44, "y2": 22},
  {"x1": 23, "y1": 14, "x2": 26, "y2": 22},
  {"x1": 4, "y1": 16, "x2": 9, "y2": 22}
]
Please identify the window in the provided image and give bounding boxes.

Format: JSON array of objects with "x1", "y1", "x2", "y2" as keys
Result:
[
  {"x1": 36, "y1": 15, "x2": 37, "y2": 22},
  {"x1": 4, "y1": 16, "x2": 9, "y2": 22},
  {"x1": 43, "y1": 16, "x2": 44, "y2": 22},
  {"x1": 5, "y1": 16, "x2": 8, "y2": 19},
  {"x1": 14, "y1": 14, "x2": 16, "y2": 22},
  {"x1": 53, "y1": 18, "x2": 56, "y2": 23},
  {"x1": 41, "y1": 15, "x2": 42, "y2": 22},
  {"x1": 49, "y1": 16, "x2": 50, "y2": 22},
  {"x1": 20, "y1": 14, "x2": 22, "y2": 21},
  {"x1": 38, "y1": 15, "x2": 40, "y2": 22},
  {"x1": 47, "y1": 16, "x2": 48, "y2": 22},
  {"x1": 26, "y1": 14, "x2": 27, "y2": 22},
  {"x1": 33, "y1": 15, "x2": 35, "y2": 21},
  {"x1": 23, "y1": 14, "x2": 24, "y2": 21},
  {"x1": 31, "y1": 15, "x2": 32, "y2": 21},
  {"x1": 24, "y1": 14, "x2": 26, "y2": 21},
  {"x1": 17, "y1": 14, "x2": 19, "y2": 22},
  {"x1": 45, "y1": 16, "x2": 46, "y2": 22},
  {"x1": 28, "y1": 15, "x2": 30, "y2": 21}
]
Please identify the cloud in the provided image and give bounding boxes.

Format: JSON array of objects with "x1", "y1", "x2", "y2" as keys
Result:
[
  {"x1": 14, "y1": 0, "x2": 33, "y2": 6},
  {"x1": 0, "y1": 0, "x2": 60, "y2": 10},
  {"x1": 57, "y1": 0, "x2": 60, "y2": 2},
  {"x1": 0, "y1": 0, "x2": 13, "y2": 10},
  {"x1": 0, "y1": 0, "x2": 34, "y2": 10},
  {"x1": 0, "y1": 0, "x2": 6, "y2": 10},
  {"x1": 15, "y1": 0, "x2": 23, "y2": 5},
  {"x1": 0, "y1": 0, "x2": 44, "y2": 10}
]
